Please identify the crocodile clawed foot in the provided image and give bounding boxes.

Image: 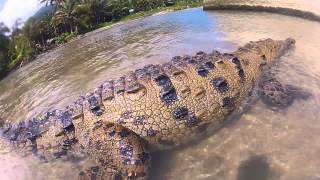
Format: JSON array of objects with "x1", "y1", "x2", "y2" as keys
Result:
[
  {"x1": 285, "y1": 84, "x2": 312, "y2": 100},
  {"x1": 259, "y1": 78, "x2": 311, "y2": 111}
]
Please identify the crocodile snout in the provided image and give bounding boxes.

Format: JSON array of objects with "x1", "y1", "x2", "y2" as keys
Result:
[
  {"x1": 285, "y1": 37, "x2": 296, "y2": 49},
  {"x1": 275, "y1": 37, "x2": 296, "y2": 60}
]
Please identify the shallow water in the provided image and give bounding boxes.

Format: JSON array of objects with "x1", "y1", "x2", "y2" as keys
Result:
[
  {"x1": 204, "y1": 0, "x2": 320, "y2": 15},
  {"x1": 0, "y1": 5, "x2": 320, "y2": 180}
]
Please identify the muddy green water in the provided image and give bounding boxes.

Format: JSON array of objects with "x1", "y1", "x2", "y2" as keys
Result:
[{"x1": 0, "y1": 5, "x2": 320, "y2": 180}]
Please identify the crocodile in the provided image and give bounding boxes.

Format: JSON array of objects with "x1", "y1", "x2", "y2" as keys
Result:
[{"x1": 0, "y1": 38, "x2": 304, "y2": 179}]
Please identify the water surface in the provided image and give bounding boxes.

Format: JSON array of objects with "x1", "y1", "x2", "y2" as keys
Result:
[
  {"x1": 0, "y1": 5, "x2": 320, "y2": 180},
  {"x1": 204, "y1": 0, "x2": 320, "y2": 15}
]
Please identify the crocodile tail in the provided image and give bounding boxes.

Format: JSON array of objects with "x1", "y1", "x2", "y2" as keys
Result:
[{"x1": 0, "y1": 118, "x2": 20, "y2": 140}]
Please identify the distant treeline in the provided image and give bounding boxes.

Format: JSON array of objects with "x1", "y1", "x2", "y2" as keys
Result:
[{"x1": 0, "y1": 0, "x2": 202, "y2": 80}]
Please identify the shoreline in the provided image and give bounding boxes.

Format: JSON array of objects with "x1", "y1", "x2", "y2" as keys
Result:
[
  {"x1": 5, "y1": 2, "x2": 320, "y2": 80},
  {"x1": 30, "y1": 3, "x2": 320, "y2": 60},
  {"x1": 203, "y1": 4, "x2": 320, "y2": 23},
  {"x1": 34, "y1": 5, "x2": 202, "y2": 62},
  {"x1": 2, "y1": 4, "x2": 202, "y2": 80}
]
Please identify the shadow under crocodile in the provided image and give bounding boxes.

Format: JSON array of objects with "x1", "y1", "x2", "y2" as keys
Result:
[{"x1": 149, "y1": 104, "x2": 251, "y2": 180}]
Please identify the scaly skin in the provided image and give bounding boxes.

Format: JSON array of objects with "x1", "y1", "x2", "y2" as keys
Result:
[{"x1": 0, "y1": 38, "x2": 296, "y2": 179}]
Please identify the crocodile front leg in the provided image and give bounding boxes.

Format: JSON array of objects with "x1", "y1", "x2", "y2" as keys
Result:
[
  {"x1": 259, "y1": 76, "x2": 311, "y2": 110},
  {"x1": 78, "y1": 96, "x2": 150, "y2": 180},
  {"x1": 78, "y1": 123, "x2": 150, "y2": 180}
]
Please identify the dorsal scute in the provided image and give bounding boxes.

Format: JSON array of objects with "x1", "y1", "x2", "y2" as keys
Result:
[
  {"x1": 25, "y1": 117, "x2": 49, "y2": 139},
  {"x1": 54, "y1": 110, "x2": 74, "y2": 129},
  {"x1": 125, "y1": 72, "x2": 143, "y2": 94},
  {"x1": 85, "y1": 88, "x2": 104, "y2": 116},
  {"x1": 171, "y1": 55, "x2": 189, "y2": 67},
  {"x1": 101, "y1": 80, "x2": 114, "y2": 101},
  {"x1": 0, "y1": 105, "x2": 82, "y2": 156},
  {"x1": 114, "y1": 76, "x2": 126, "y2": 94},
  {"x1": 146, "y1": 64, "x2": 178, "y2": 105},
  {"x1": 40, "y1": 109, "x2": 74, "y2": 136},
  {"x1": 193, "y1": 51, "x2": 208, "y2": 61},
  {"x1": 65, "y1": 97, "x2": 84, "y2": 119},
  {"x1": 144, "y1": 64, "x2": 163, "y2": 79},
  {"x1": 135, "y1": 67, "x2": 150, "y2": 81},
  {"x1": 1, "y1": 115, "x2": 50, "y2": 143}
]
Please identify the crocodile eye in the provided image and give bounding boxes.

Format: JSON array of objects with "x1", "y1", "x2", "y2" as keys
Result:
[
  {"x1": 231, "y1": 57, "x2": 241, "y2": 68},
  {"x1": 211, "y1": 77, "x2": 229, "y2": 93}
]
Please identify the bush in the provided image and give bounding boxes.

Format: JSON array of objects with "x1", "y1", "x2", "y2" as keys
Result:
[
  {"x1": 134, "y1": 0, "x2": 153, "y2": 11},
  {"x1": 122, "y1": 7, "x2": 130, "y2": 16},
  {"x1": 7, "y1": 34, "x2": 34, "y2": 70},
  {"x1": 0, "y1": 52, "x2": 8, "y2": 79},
  {"x1": 54, "y1": 32, "x2": 76, "y2": 44}
]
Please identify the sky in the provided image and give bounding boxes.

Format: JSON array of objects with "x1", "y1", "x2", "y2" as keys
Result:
[
  {"x1": 0, "y1": 0, "x2": 6, "y2": 11},
  {"x1": 0, "y1": 0, "x2": 42, "y2": 28}
]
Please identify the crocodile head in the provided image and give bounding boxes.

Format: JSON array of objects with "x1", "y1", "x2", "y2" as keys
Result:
[{"x1": 260, "y1": 37, "x2": 296, "y2": 64}]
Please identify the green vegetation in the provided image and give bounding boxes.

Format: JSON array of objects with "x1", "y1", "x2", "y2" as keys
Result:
[
  {"x1": 0, "y1": 0, "x2": 202, "y2": 80},
  {"x1": 0, "y1": 23, "x2": 10, "y2": 78},
  {"x1": 98, "y1": 0, "x2": 202, "y2": 27}
]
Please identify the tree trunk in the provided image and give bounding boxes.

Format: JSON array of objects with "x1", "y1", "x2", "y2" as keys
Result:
[
  {"x1": 69, "y1": 23, "x2": 73, "y2": 33},
  {"x1": 41, "y1": 33, "x2": 45, "y2": 47}
]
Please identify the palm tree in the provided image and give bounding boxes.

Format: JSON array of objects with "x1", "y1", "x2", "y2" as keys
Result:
[
  {"x1": 108, "y1": 0, "x2": 130, "y2": 20},
  {"x1": 22, "y1": 18, "x2": 39, "y2": 43},
  {"x1": 40, "y1": 0, "x2": 65, "y2": 8},
  {"x1": 76, "y1": 0, "x2": 108, "y2": 26},
  {"x1": 38, "y1": 17, "x2": 53, "y2": 46},
  {"x1": 51, "y1": 0, "x2": 79, "y2": 33},
  {"x1": 0, "y1": 22, "x2": 10, "y2": 35}
]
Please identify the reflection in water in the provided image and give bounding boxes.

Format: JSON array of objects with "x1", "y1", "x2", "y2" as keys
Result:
[{"x1": 0, "y1": 4, "x2": 320, "y2": 180}]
